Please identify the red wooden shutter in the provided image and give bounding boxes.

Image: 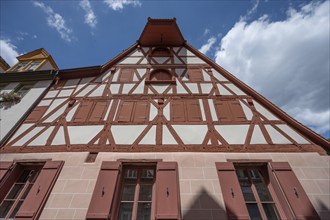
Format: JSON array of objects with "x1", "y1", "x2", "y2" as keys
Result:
[
  {"x1": 215, "y1": 162, "x2": 250, "y2": 220},
  {"x1": 171, "y1": 100, "x2": 185, "y2": 122},
  {"x1": 186, "y1": 100, "x2": 202, "y2": 122},
  {"x1": 0, "y1": 164, "x2": 21, "y2": 202},
  {"x1": 155, "y1": 162, "x2": 181, "y2": 220},
  {"x1": 73, "y1": 100, "x2": 93, "y2": 122},
  {"x1": 89, "y1": 101, "x2": 108, "y2": 122},
  {"x1": 116, "y1": 101, "x2": 134, "y2": 122},
  {"x1": 229, "y1": 101, "x2": 246, "y2": 122},
  {"x1": 15, "y1": 161, "x2": 64, "y2": 220},
  {"x1": 188, "y1": 69, "x2": 203, "y2": 82},
  {"x1": 25, "y1": 106, "x2": 48, "y2": 122},
  {"x1": 214, "y1": 100, "x2": 232, "y2": 122},
  {"x1": 119, "y1": 69, "x2": 133, "y2": 82},
  {"x1": 133, "y1": 101, "x2": 149, "y2": 122},
  {"x1": 270, "y1": 162, "x2": 320, "y2": 220},
  {"x1": 86, "y1": 161, "x2": 121, "y2": 220},
  {"x1": 0, "y1": 162, "x2": 13, "y2": 183}
]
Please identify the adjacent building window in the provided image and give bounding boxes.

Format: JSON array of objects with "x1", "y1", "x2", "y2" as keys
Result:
[
  {"x1": 215, "y1": 161, "x2": 320, "y2": 220},
  {"x1": 116, "y1": 101, "x2": 149, "y2": 123},
  {"x1": 0, "y1": 161, "x2": 64, "y2": 220},
  {"x1": 86, "y1": 161, "x2": 181, "y2": 220},
  {"x1": 25, "y1": 61, "x2": 42, "y2": 71},
  {"x1": 10, "y1": 62, "x2": 29, "y2": 72},
  {"x1": 214, "y1": 99, "x2": 246, "y2": 122},
  {"x1": 171, "y1": 100, "x2": 202, "y2": 122},
  {"x1": 14, "y1": 82, "x2": 36, "y2": 98}
]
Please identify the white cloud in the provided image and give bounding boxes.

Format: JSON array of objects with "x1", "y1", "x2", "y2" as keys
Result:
[
  {"x1": 0, "y1": 39, "x2": 19, "y2": 66},
  {"x1": 199, "y1": 36, "x2": 217, "y2": 55},
  {"x1": 241, "y1": 0, "x2": 260, "y2": 21},
  {"x1": 79, "y1": 0, "x2": 97, "y2": 28},
  {"x1": 203, "y1": 28, "x2": 210, "y2": 36},
  {"x1": 103, "y1": 0, "x2": 141, "y2": 11},
  {"x1": 215, "y1": 1, "x2": 330, "y2": 136},
  {"x1": 33, "y1": 1, "x2": 74, "y2": 42}
]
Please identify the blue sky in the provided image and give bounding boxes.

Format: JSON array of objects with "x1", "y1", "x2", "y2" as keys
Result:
[{"x1": 1, "y1": 0, "x2": 329, "y2": 139}]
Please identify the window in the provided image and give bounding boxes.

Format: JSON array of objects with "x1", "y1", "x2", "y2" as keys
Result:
[
  {"x1": 171, "y1": 100, "x2": 202, "y2": 122},
  {"x1": 214, "y1": 99, "x2": 246, "y2": 122},
  {"x1": 25, "y1": 61, "x2": 42, "y2": 71},
  {"x1": 146, "y1": 69, "x2": 175, "y2": 84},
  {"x1": 10, "y1": 62, "x2": 29, "y2": 72},
  {"x1": 0, "y1": 165, "x2": 42, "y2": 219},
  {"x1": 73, "y1": 100, "x2": 108, "y2": 123},
  {"x1": 235, "y1": 166, "x2": 280, "y2": 219},
  {"x1": 116, "y1": 101, "x2": 149, "y2": 123},
  {"x1": 118, "y1": 167, "x2": 155, "y2": 220},
  {"x1": 215, "y1": 162, "x2": 320, "y2": 220},
  {"x1": 119, "y1": 69, "x2": 134, "y2": 82},
  {"x1": 14, "y1": 82, "x2": 36, "y2": 98},
  {"x1": 188, "y1": 69, "x2": 203, "y2": 82},
  {"x1": 151, "y1": 47, "x2": 171, "y2": 57},
  {"x1": 86, "y1": 161, "x2": 181, "y2": 220},
  {"x1": 0, "y1": 161, "x2": 64, "y2": 220}
]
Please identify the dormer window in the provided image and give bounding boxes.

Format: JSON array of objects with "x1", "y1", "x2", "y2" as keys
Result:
[
  {"x1": 151, "y1": 47, "x2": 171, "y2": 57},
  {"x1": 11, "y1": 62, "x2": 29, "y2": 72},
  {"x1": 146, "y1": 69, "x2": 175, "y2": 84},
  {"x1": 25, "y1": 60, "x2": 42, "y2": 71}
]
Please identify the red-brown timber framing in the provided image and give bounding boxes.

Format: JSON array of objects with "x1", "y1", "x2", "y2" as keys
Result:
[{"x1": 1, "y1": 19, "x2": 329, "y2": 155}]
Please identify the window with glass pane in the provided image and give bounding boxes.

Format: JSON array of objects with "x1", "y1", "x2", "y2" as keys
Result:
[
  {"x1": 236, "y1": 167, "x2": 280, "y2": 220},
  {"x1": 118, "y1": 166, "x2": 155, "y2": 220},
  {"x1": 25, "y1": 61, "x2": 42, "y2": 71},
  {"x1": 15, "y1": 82, "x2": 36, "y2": 98},
  {"x1": 0, "y1": 165, "x2": 42, "y2": 219}
]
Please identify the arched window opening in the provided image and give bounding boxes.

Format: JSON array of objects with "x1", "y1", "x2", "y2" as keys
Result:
[
  {"x1": 146, "y1": 69, "x2": 176, "y2": 84},
  {"x1": 151, "y1": 47, "x2": 171, "y2": 57}
]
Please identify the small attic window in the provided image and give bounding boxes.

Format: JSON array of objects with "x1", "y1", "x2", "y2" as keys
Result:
[
  {"x1": 146, "y1": 69, "x2": 176, "y2": 84},
  {"x1": 151, "y1": 47, "x2": 171, "y2": 57}
]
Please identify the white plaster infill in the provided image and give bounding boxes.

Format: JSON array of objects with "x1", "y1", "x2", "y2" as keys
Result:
[
  {"x1": 215, "y1": 125, "x2": 249, "y2": 144},
  {"x1": 111, "y1": 125, "x2": 147, "y2": 145},
  {"x1": 68, "y1": 125, "x2": 103, "y2": 144},
  {"x1": 172, "y1": 125, "x2": 208, "y2": 144}
]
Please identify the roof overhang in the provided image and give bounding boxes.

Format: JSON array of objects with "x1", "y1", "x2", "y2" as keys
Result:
[{"x1": 138, "y1": 18, "x2": 185, "y2": 46}]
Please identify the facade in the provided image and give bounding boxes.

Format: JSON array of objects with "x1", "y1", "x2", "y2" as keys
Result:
[
  {"x1": 0, "y1": 49, "x2": 58, "y2": 145},
  {"x1": 0, "y1": 18, "x2": 329, "y2": 220}
]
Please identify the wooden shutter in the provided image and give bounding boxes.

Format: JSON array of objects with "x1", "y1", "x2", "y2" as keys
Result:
[
  {"x1": 89, "y1": 101, "x2": 108, "y2": 122},
  {"x1": 73, "y1": 100, "x2": 93, "y2": 122},
  {"x1": 229, "y1": 101, "x2": 246, "y2": 122},
  {"x1": 270, "y1": 162, "x2": 320, "y2": 220},
  {"x1": 214, "y1": 100, "x2": 232, "y2": 122},
  {"x1": 155, "y1": 162, "x2": 181, "y2": 220},
  {"x1": 186, "y1": 100, "x2": 202, "y2": 122},
  {"x1": 188, "y1": 69, "x2": 203, "y2": 82},
  {"x1": 119, "y1": 69, "x2": 133, "y2": 82},
  {"x1": 0, "y1": 164, "x2": 21, "y2": 202},
  {"x1": 171, "y1": 100, "x2": 185, "y2": 122},
  {"x1": 86, "y1": 161, "x2": 121, "y2": 220},
  {"x1": 215, "y1": 162, "x2": 250, "y2": 220},
  {"x1": 15, "y1": 161, "x2": 64, "y2": 220},
  {"x1": 0, "y1": 162, "x2": 13, "y2": 183},
  {"x1": 133, "y1": 101, "x2": 149, "y2": 122},
  {"x1": 116, "y1": 101, "x2": 134, "y2": 122},
  {"x1": 25, "y1": 106, "x2": 48, "y2": 122}
]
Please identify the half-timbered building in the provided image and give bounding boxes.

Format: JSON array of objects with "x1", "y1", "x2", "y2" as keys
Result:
[{"x1": 0, "y1": 18, "x2": 329, "y2": 220}]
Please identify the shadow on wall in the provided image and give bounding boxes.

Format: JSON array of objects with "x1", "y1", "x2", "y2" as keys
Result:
[
  {"x1": 316, "y1": 198, "x2": 330, "y2": 220},
  {"x1": 182, "y1": 188, "x2": 228, "y2": 220}
]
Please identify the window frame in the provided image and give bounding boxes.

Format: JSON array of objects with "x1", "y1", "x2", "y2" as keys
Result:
[
  {"x1": 145, "y1": 69, "x2": 176, "y2": 84},
  {"x1": 0, "y1": 160, "x2": 64, "y2": 220},
  {"x1": 86, "y1": 160, "x2": 182, "y2": 220},
  {"x1": 216, "y1": 161, "x2": 320, "y2": 220}
]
